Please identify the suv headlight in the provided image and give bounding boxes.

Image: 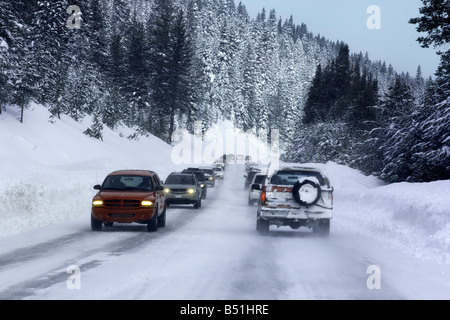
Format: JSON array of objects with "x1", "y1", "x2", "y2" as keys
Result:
[
  {"x1": 164, "y1": 188, "x2": 171, "y2": 193},
  {"x1": 187, "y1": 188, "x2": 196, "y2": 194}
]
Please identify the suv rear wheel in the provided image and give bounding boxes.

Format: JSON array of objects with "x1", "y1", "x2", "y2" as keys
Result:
[
  {"x1": 256, "y1": 218, "x2": 269, "y2": 234},
  {"x1": 312, "y1": 220, "x2": 330, "y2": 237}
]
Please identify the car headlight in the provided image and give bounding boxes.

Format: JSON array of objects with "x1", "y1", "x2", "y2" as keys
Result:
[
  {"x1": 92, "y1": 200, "x2": 103, "y2": 208},
  {"x1": 164, "y1": 188, "x2": 171, "y2": 193},
  {"x1": 209, "y1": 176, "x2": 213, "y2": 181},
  {"x1": 141, "y1": 200, "x2": 154, "y2": 207},
  {"x1": 187, "y1": 188, "x2": 196, "y2": 194},
  {"x1": 200, "y1": 184, "x2": 205, "y2": 188}
]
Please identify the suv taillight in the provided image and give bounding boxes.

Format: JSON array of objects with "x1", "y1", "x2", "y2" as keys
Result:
[{"x1": 260, "y1": 186, "x2": 266, "y2": 204}]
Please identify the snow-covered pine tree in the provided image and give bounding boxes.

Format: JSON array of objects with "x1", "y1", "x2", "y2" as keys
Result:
[
  {"x1": 148, "y1": 0, "x2": 195, "y2": 142},
  {"x1": 378, "y1": 76, "x2": 416, "y2": 182},
  {"x1": 122, "y1": 13, "x2": 149, "y2": 131},
  {"x1": 0, "y1": 0, "x2": 18, "y2": 113},
  {"x1": 408, "y1": 0, "x2": 450, "y2": 181},
  {"x1": 31, "y1": 0, "x2": 70, "y2": 120},
  {"x1": 84, "y1": 112, "x2": 104, "y2": 141},
  {"x1": 168, "y1": 10, "x2": 195, "y2": 137},
  {"x1": 412, "y1": 97, "x2": 450, "y2": 181}
]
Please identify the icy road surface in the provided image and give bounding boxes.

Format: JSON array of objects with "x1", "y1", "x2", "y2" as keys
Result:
[{"x1": 0, "y1": 165, "x2": 449, "y2": 300}]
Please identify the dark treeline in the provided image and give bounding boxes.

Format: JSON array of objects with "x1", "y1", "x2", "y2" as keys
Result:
[{"x1": 0, "y1": 0, "x2": 448, "y2": 182}]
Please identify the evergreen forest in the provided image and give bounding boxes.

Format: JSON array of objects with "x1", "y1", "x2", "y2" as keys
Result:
[{"x1": 0, "y1": 0, "x2": 448, "y2": 182}]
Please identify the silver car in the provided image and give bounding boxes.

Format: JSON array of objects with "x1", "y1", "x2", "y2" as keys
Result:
[
  {"x1": 164, "y1": 173, "x2": 202, "y2": 209},
  {"x1": 212, "y1": 166, "x2": 224, "y2": 179}
]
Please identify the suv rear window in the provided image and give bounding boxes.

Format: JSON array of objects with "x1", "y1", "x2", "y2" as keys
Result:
[
  {"x1": 102, "y1": 175, "x2": 154, "y2": 191},
  {"x1": 270, "y1": 171, "x2": 325, "y2": 186}
]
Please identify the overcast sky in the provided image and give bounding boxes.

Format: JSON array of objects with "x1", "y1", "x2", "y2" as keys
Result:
[{"x1": 240, "y1": 0, "x2": 440, "y2": 78}]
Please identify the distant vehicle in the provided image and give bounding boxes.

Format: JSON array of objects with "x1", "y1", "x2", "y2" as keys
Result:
[
  {"x1": 245, "y1": 162, "x2": 259, "y2": 173},
  {"x1": 182, "y1": 168, "x2": 207, "y2": 199},
  {"x1": 248, "y1": 174, "x2": 267, "y2": 205},
  {"x1": 244, "y1": 169, "x2": 261, "y2": 189},
  {"x1": 212, "y1": 166, "x2": 224, "y2": 179},
  {"x1": 91, "y1": 170, "x2": 166, "y2": 232},
  {"x1": 199, "y1": 166, "x2": 216, "y2": 187},
  {"x1": 225, "y1": 154, "x2": 234, "y2": 163},
  {"x1": 164, "y1": 172, "x2": 202, "y2": 209},
  {"x1": 253, "y1": 164, "x2": 334, "y2": 237},
  {"x1": 214, "y1": 161, "x2": 226, "y2": 171}
]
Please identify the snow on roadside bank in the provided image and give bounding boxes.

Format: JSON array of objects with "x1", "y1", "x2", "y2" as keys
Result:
[
  {"x1": 325, "y1": 162, "x2": 450, "y2": 264},
  {"x1": 0, "y1": 104, "x2": 449, "y2": 265}
]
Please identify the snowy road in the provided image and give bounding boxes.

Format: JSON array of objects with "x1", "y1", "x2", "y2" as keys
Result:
[{"x1": 0, "y1": 164, "x2": 449, "y2": 300}]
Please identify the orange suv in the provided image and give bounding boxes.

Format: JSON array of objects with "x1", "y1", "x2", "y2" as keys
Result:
[{"x1": 91, "y1": 170, "x2": 166, "y2": 232}]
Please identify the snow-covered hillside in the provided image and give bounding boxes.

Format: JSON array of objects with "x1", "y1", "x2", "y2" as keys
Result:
[{"x1": 0, "y1": 104, "x2": 449, "y2": 266}]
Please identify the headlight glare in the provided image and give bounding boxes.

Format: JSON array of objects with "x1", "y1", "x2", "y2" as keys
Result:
[
  {"x1": 141, "y1": 200, "x2": 154, "y2": 207},
  {"x1": 92, "y1": 200, "x2": 103, "y2": 207}
]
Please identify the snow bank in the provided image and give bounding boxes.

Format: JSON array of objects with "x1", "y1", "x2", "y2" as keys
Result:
[
  {"x1": 325, "y1": 162, "x2": 450, "y2": 264},
  {"x1": 0, "y1": 104, "x2": 449, "y2": 265}
]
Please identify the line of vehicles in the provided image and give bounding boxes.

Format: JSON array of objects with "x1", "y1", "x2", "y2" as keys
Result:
[
  {"x1": 90, "y1": 160, "x2": 226, "y2": 232},
  {"x1": 91, "y1": 156, "x2": 334, "y2": 237}
]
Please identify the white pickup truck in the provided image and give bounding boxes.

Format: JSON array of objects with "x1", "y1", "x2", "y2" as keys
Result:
[{"x1": 253, "y1": 164, "x2": 334, "y2": 237}]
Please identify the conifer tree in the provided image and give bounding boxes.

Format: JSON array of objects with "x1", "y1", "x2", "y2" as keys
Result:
[
  {"x1": 31, "y1": 0, "x2": 70, "y2": 119},
  {"x1": 0, "y1": 0, "x2": 17, "y2": 113},
  {"x1": 410, "y1": 0, "x2": 450, "y2": 96},
  {"x1": 124, "y1": 14, "x2": 149, "y2": 129}
]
